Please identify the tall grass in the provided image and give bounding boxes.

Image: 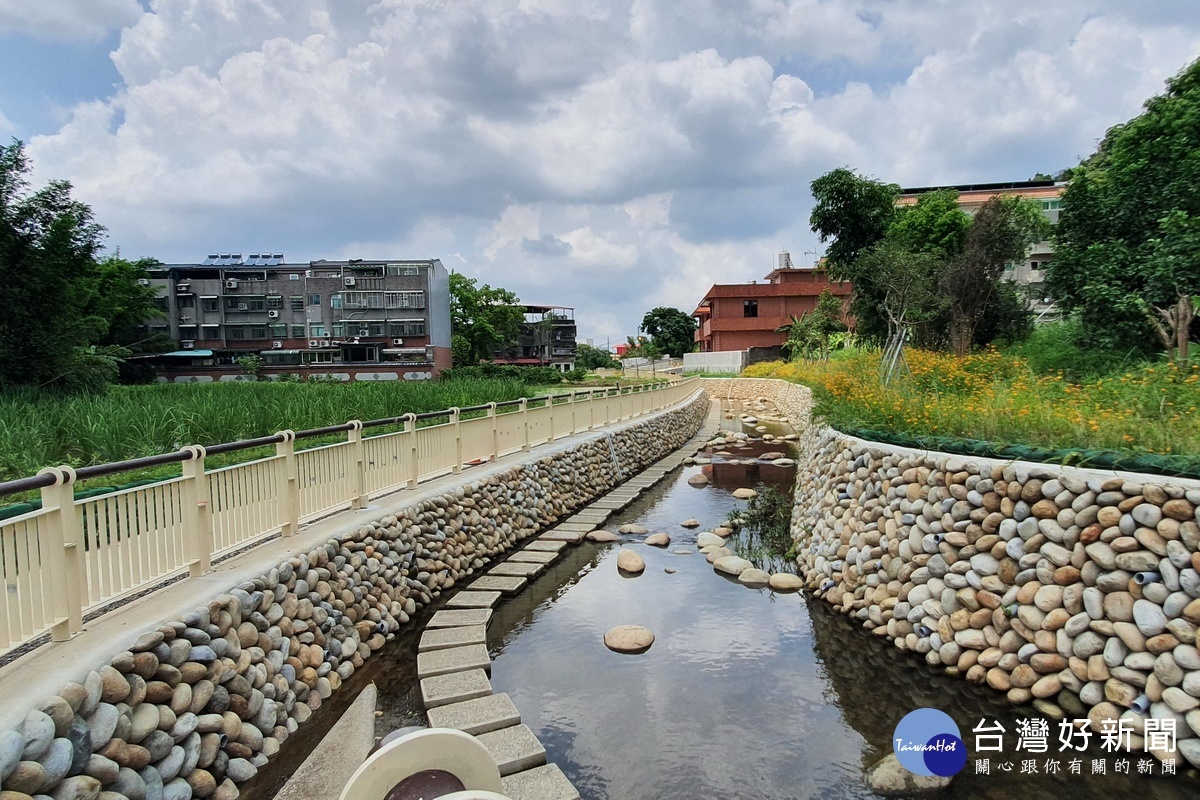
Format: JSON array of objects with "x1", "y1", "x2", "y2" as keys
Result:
[
  {"x1": 0, "y1": 380, "x2": 530, "y2": 481},
  {"x1": 744, "y1": 348, "x2": 1200, "y2": 457}
]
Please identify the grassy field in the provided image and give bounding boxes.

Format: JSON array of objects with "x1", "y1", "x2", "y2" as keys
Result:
[
  {"x1": 744, "y1": 348, "x2": 1200, "y2": 458},
  {"x1": 0, "y1": 379, "x2": 534, "y2": 483}
]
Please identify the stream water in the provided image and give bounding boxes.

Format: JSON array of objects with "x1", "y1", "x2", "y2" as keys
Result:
[{"x1": 249, "y1": 416, "x2": 1200, "y2": 799}]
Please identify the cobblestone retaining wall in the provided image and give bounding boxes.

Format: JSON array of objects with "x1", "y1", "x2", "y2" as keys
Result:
[
  {"x1": 0, "y1": 392, "x2": 709, "y2": 800},
  {"x1": 710, "y1": 376, "x2": 1200, "y2": 767}
]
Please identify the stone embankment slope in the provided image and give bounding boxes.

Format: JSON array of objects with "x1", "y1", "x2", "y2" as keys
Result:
[{"x1": 702, "y1": 377, "x2": 1200, "y2": 769}]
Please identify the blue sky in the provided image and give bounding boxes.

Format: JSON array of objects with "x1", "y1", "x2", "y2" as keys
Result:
[{"x1": 3, "y1": 1, "x2": 1199, "y2": 345}]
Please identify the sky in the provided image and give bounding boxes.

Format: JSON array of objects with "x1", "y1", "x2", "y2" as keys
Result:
[{"x1": 3, "y1": 1, "x2": 1199, "y2": 347}]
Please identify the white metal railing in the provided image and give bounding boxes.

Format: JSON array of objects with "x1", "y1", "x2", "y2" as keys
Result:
[{"x1": 0, "y1": 379, "x2": 699, "y2": 656}]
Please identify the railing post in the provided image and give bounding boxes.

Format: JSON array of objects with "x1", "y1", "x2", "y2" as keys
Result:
[
  {"x1": 488, "y1": 403, "x2": 499, "y2": 460},
  {"x1": 275, "y1": 430, "x2": 299, "y2": 537},
  {"x1": 348, "y1": 421, "x2": 367, "y2": 509},
  {"x1": 569, "y1": 391, "x2": 579, "y2": 434},
  {"x1": 37, "y1": 466, "x2": 83, "y2": 641},
  {"x1": 450, "y1": 407, "x2": 463, "y2": 474},
  {"x1": 520, "y1": 399, "x2": 530, "y2": 451},
  {"x1": 403, "y1": 413, "x2": 419, "y2": 487},
  {"x1": 181, "y1": 446, "x2": 212, "y2": 577},
  {"x1": 548, "y1": 397, "x2": 555, "y2": 442},
  {"x1": 588, "y1": 390, "x2": 595, "y2": 431}
]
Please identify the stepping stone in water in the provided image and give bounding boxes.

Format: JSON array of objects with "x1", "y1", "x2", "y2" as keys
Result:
[
  {"x1": 604, "y1": 625, "x2": 654, "y2": 654},
  {"x1": 490, "y1": 561, "x2": 545, "y2": 577},
  {"x1": 426, "y1": 693, "x2": 521, "y2": 735},
  {"x1": 586, "y1": 530, "x2": 619, "y2": 542},
  {"x1": 427, "y1": 609, "x2": 492, "y2": 629},
  {"x1": 420, "y1": 668, "x2": 492, "y2": 709},
  {"x1": 476, "y1": 724, "x2": 547, "y2": 777},
  {"x1": 509, "y1": 550, "x2": 558, "y2": 564},
  {"x1": 525, "y1": 540, "x2": 566, "y2": 553},
  {"x1": 416, "y1": 644, "x2": 491, "y2": 679},
  {"x1": 445, "y1": 591, "x2": 502, "y2": 609},
  {"x1": 419, "y1": 624, "x2": 487, "y2": 653},
  {"x1": 468, "y1": 576, "x2": 527, "y2": 594},
  {"x1": 501, "y1": 763, "x2": 581, "y2": 800}
]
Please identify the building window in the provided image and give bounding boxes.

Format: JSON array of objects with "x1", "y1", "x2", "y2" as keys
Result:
[
  {"x1": 330, "y1": 294, "x2": 343, "y2": 309},
  {"x1": 290, "y1": 295, "x2": 304, "y2": 311},
  {"x1": 291, "y1": 324, "x2": 306, "y2": 338},
  {"x1": 201, "y1": 297, "x2": 219, "y2": 313},
  {"x1": 1041, "y1": 199, "x2": 1063, "y2": 210},
  {"x1": 226, "y1": 325, "x2": 268, "y2": 340},
  {"x1": 389, "y1": 320, "x2": 426, "y2": 337},
  {"x1": 177, "y1": 295, "x2": 195, "y2": 309},
  {"x1": 385, "y1": 291, "x2": 425, "y2": 309},
  {"x1": 224, "y1": 296, "x2": 266, "y2": 312},
  {"x1": 743, "y1": 300, "x2": 758, "y2": 318},
  {"x1": 307, "y1": 294, "x2": 321, "y2": 306},
  {"x1": 266, "y1": 295, "x2": 283, "y2": 309},
  {"x1": 309, "y1": 323, "x2": 327, "y2": 338},
  {"x1": 269, "y1": 323, "x2": 287, "y2": 338},
  {"x1": 386, "y1": 264, "x2": 422, "y2": 276}
]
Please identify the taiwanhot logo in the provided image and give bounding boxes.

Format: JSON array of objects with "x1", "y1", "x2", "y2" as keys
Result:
[{"x1": 892, "y1": 708, "x2": 967, "y2": 777}]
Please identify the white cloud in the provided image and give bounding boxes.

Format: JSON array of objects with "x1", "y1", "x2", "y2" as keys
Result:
[
  {"x1": 14, "y1": 0, "x2": 1200, "y2": 344},
  {"x1": 0, "y1": 0, "x2": 141, "y2": 41}
]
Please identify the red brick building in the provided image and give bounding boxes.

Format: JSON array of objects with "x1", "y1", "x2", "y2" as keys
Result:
[{"x1": 691, "y1": 253, "x2": 852, "y2": 352}]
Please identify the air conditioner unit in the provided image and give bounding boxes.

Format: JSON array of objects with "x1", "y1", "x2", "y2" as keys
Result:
[
  {"x1": 225, "y1": 279, "x2": 238, "y2": 289},
  {"x1": 344, "y1": 277, "x2": 356, "y2": 287},
  {"x1": 237, "y1": 303, "x2": 249, "y2": 311},
  {"x1": 176, "y1": 283, "x2": 190, "y2": 292},
  {"x1": 392, "y1": 338, "x2": 404, "y2": 346},
  {"x1": 309, "y1": 340, "x2": 322, "y2": 348},
  {"x1": 267, "y1": 310, "x2": 280, "y2": 318},
  {"x1": 181, "y1": 341, "x2": 195, "y2": 350},
  {"x1": 357, "y1": 329, "x2": 370, "y2": 337},
  {"x1": 137, "y1": 278, "x2": 151, "y2": 286},
  {"x1": 321, "y1": 331, "x2": 331, "y2": 338},
  {"x1": 272, "y1": 341, "x2": 283, "y2": 349}
]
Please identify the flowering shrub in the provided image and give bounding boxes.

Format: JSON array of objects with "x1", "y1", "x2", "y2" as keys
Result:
[{"x1": 744, "y1": 349, "x2": 1200, "y2": 456}]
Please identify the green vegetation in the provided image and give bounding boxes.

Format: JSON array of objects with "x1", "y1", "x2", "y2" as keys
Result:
[
  {"x1": 0, "y1": 379, "x2": 531, "y2": 482},
  {"x1": 448, "y1": 272, "x2": 525, "y2": 365},
  {"x1": 779, "y1": 288, "x2": 847, "y2": 361},
  {"x1": 0, "y1": 141, "x2": 164, "y2": 393},
  {"x1": 575, "y1": 343, "x2": 619, "y2": 370},
  {"x1": 639, "y1": 306, "x2": 696, "y2": 358},
  {"x1": 728, "y1": 484, "x2": 795, "y2": 573},
  {"x1": 1050, "y1": 56, "x2": 1200, "y2": 360},
  {"x1": 745, "y1": 345, "x2": 1200, "y2": 459},
  {"x1": 809, "y1": 168, "x2": 1046, "y2": 353}
]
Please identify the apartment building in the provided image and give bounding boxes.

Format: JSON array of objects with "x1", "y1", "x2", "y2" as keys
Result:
[
  {"x1": 142, "y1": 253, "x2": 452, "y2": 381},
  {"x1": 896, "y1": 179, "x2": 1065, "y2": 317},
  {"x1": 692, "y1": 252, "x2": 852, "y2": 352},
  {"x1": 490, "y1": 304, "x2": 577, "y2": 372}
]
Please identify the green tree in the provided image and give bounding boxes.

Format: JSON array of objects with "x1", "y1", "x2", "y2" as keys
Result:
[
  {"x1": 575, "y1": 343, "x2": 618, "y2": 370},
  {"x1": 623, "y1": 335, "x2": 661, "y2": 361},
  {"x1": 888, "y1": 190, "x2": 971, "y2": 258},
  {"x1": 1048, "y1": 56, "x2": 1200, "y2": 357},
  {"x1": 810, "y1": 168, "x2": 900, "y2": 269},
  {"x1": 88, "y1": 254, "x2": 171, "y2": 382},
  {"x1": 779, "y1": 288, "x2": 847, "y2": 361},
  {"x1": 809, "y1": 169, "x2": 902, "y2": 344},
  {"x1": 448, "y1": 272, "x2": 525, "y2": 365},
  {"x1": 942, "y1": 196, "x2": 1047, "y2": 355},
  {"x1": 0, "y1": 139, "x2": 112, "y2": 391},
  {"x1": 639, "y1": 306, "x2": 696, "y2": 357}
]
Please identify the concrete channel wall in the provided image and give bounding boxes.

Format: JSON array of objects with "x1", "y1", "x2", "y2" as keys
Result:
[
  {"x1": 702, "y1": 376, "x2": 1200, "y2": 769},
  {"x1": 0, "y1": 390, "x2": 710, "y2": 799}
]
